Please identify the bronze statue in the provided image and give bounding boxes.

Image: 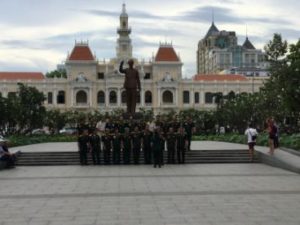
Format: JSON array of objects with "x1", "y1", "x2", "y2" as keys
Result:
[{"x1": 119, "y1": 59, "x2": 141, "y2": 115}]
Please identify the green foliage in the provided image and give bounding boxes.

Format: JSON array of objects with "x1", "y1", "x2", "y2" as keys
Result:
[
  {"x1": 0, "y1": 84, "x2": 46, "y2": 135},
  {"x1": 17, "y1": 83, "x2": 46, "y2": 132},
  {"x1": 8, "y1": 135, "x2": 77, "y2": 147},
  {"x1": 46, "y1": 69, "x2": 67, "y2": 78},
  {"x1": 193, "y1": 133, "x2": 300, "y2": 151}
]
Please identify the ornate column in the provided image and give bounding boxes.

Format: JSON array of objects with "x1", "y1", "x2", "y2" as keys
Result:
[
  {"x1": 117, "y1": 88, "x2": 121, "y2": 106},
  {"x1": 89, "y1": 88, "x2": 92, "y2": 107},
  {"x1": 105, "y1": 88, "x2": 109, "y2": 107},
  {"x1": 141, "y1": 88, "x2": 145, "y2": 107}
]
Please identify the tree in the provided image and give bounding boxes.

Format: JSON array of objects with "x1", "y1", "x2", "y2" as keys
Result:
[
  {"x1": 46, "y1": 69, "x2": 67, "y2": 78},
  {"x1": 17, "y1": 83, "x2": 46, "y2": 133}
]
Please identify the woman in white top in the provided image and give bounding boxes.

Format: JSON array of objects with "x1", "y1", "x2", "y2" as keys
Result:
[{"x1": 244, "y1": 123, "x2": 258, "y2": 162}]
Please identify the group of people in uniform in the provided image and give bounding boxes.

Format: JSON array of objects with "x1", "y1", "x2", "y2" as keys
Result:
[{"x1": 78, "y1": 116, "x2": 195, "y2": 168}]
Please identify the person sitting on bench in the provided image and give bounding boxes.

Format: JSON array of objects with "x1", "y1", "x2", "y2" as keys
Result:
[{"x1": 0, "y1": 138, "x2": 17, "y2": 168}]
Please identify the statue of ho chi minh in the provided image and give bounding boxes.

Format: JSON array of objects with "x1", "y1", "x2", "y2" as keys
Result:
[{"x1": 119, "y1": 59, "x2": 141, "y2": 115}]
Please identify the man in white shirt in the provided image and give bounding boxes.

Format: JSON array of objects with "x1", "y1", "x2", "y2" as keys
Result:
[{"x1": 244, "y1": 123, "x2": 258, "y2": 162}]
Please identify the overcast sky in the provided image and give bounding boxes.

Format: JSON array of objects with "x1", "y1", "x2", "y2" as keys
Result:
[{"x1": 0, "y1": 0, "x2": 299, "y2": 77}]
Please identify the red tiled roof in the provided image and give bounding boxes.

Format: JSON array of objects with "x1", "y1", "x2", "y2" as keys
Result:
[
  {"x1": 155, "y1": 46, "x2": 179, "y2": 62},
  {"x1": 68, "y1": 44, "x2": 94, "y2": 61},
  {"x1": 0, "y1": 72, "x2": 45, "y2": 80},
  {"x1": 193, "y1": 74, "x2": 247, "y2": 81}
]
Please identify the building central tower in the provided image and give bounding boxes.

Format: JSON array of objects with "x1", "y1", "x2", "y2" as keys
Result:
[{"x1": 116, "y1": 3, "x2": 132, "y2": 61}]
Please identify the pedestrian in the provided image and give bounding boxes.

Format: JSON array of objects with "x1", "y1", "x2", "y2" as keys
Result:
[
  {"x1": 132, "y1": 126, "x2": 142, "y2": 164},
  {"x1": 78, "y1": 129, "x2": 89, "y2": 165},
  {"x1": 142, "y1": 125, "x2": 152, "y2": 164},
  {"x1": 266, "y1": 118, "x2": 278, "y2": 155},
  {"x1": 122, "y1": 128, "x2": 132, "y2": 164},
  {"x1": 112, "y1": 128, "x2": 122, "y2": 164},
  {"x1": 245, "y1": 123, "x2": 258, "y2": 162},
  {"x1": 184, "y1": 117, "x2": 195, "y2": 151},
  {"x1": 151, "y1": 128, "x2": 164, "y2": 168},
  {"x1": 102, "y1": 128, "x2": 112, "y2": 164},
  {"x1": 89, "y1": 129, "x2": 101, "y2": 165},
  {"x1": 166, "y1": 127, "x2": 177, "y2": 164},
  {"x1": 177, "y1": 127, "x2": 188, "y2": 164}
]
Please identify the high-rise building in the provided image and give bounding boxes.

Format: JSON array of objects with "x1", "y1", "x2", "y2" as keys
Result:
[{"x1": 197, "y1": 22, "x2": 267, "y2": 75}]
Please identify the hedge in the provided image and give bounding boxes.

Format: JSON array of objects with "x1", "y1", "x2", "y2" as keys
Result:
[{"x1": 193, "y1": 133, "x2": 300, "y2": 151}]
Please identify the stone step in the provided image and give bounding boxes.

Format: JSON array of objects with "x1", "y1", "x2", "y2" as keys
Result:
[{"x1": 16, "y1": 150, "x2": 260, "y2": 166}]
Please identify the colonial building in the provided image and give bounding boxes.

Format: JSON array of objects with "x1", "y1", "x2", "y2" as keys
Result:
[
  {"x1": 197, "y1": 22, "x2": 268, "y2": 75},
  {"x1": 0, "y1": 4, "x2": 268, "y2": 114}
]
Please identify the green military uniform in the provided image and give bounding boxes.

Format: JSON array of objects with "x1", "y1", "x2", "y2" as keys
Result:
[
  {"x1": 166, "y1": 131, "x2": 177, "y2": 164},
  {"x1": 78, "y1": 134, "x2": 89, "y2": 165},
  {"x1": 132, "y1": 131, "x2": 142, "y2": 164},
  {"x1": 122, "y1": 132, "x2": 132, "y2": 164},
  {"x1": 184, "y1": 120, "x2": 195, "y2": 151},
  {"x1": 151, "y1": 131, "x2": 164, "y2": 168},
  {"x1": 177, "y1": 131, "x2": 187, "y2": 163},
  {"x1": 142, "y1": 130, "x2": 152, "y2": 164},
  {"x1": 102, "y1": 132, "x2": 112, "y2": 164},
  {"x1": 89, "y1": 133, "x2": 101, "y2": 164},
  {"x1": 112, "y1": 132, "x2": 122, "y2": 164}
]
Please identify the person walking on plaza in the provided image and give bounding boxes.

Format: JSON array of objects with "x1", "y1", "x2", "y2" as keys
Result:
[
  {"x1": 177, "y1": 127, "x2": 188, "y2": 164},
  {"x1": 266, "y1": 118, "x2": 278, "y2": 155},
  {"x1": 119, "y1": 59, "x2": 141, "y2": 115},
  {"x1": 112, "y1": 128, "x2": 122, "y2": 164},
  {"x1": 132, "y1": 126, "x2": 142, "y2": 164},
  {"x1": 142, "y1": 125, "x2": 152, "y2": 164},
  {"x1": 245, "y1": 123, "x2": 258, "y2": 162},
  {"x1": 151, "y1": 128, "x2": 164, "y2": 168},
  {"x1": 102, "y1": 128, "x2": 112, "y2": 164},
  {"x1": 78, "y1": 129, "x2": 90, "y2": 165},
  {"x1": 166, "y1": 127, "x2": 177, "y2": 164},
  {"x1": 122, "y1": 128, "x2": 132, "y2": 164},
  {"x1": 89, "y1": 129, "x2": 101, "y2": 165}
]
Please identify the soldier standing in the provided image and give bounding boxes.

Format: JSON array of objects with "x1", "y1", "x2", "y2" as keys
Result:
[
  {"x1": 132, "y1": 126, "x2": 142, "y2": 164},
  {"x1": 177, "y1": 127, "x2": 188, "y2": 164},
  {"x1": 151, "y1": 128, "x2": 164, "y2": 168},
  {"x1": 78, "y1": 129, "x2": 90, "y2": 165},
  {"x1": 184, "y1": 117, "x2": 195, "y2": 151},
  {"x1": 112, "y1": 128, "x2": 122, "y2": 164},
  {"x1": 122, "y1": 128, "x2": 132, "y2": 164},
  {"x1": 166, "y1": 127, "x2": 177, "y2": 164},
  {"x1": 142, "y1": 125, "x2": 152, "y2": 164},
  {"x1": 102, "y1": 128, "x2": 112, "y2": 165},
  {"x1": 89, "y1": 129, "x2": 101, "y2": 165}
]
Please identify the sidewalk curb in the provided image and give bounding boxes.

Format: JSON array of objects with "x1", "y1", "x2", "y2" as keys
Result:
[
  {"x1": 280, "y1": 147, "x2": 300, "y2": 156},
  {"x1": 256, "y1": 151, "x2": 300, "y2": 174}
]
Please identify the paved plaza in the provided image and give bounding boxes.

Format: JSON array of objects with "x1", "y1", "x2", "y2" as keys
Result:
[{"x1": 1, "y1": 142, "x2": 300, "y2": 225}]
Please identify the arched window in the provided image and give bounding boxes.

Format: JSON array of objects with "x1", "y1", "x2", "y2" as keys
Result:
[
  {"x1": 109, "y1": 91, "x2": 117, "y2": 104},
  {"x1": 97, "y1": 91, "x2": 105, "y2": 104},
  {"x1": 162, "y1": 90, "x2": 173, "y2": 104},
  {"x1": 76, "y1": 90, "x2": 87, "y2": 104},
  {"x1": 48, "y1": 92, "x2": 53, "y2": 104},
  {"x1": 214, "y1": 92, "x2": 223, "y2": 104},
  {"x1": 57, "y1": 91, "x2": 65, "y2": 104},
  {"x1": 121, "y1": 91, "x2": 127, "y2": 104},
  {"x1": 205, "y1": 92, "x2": 213, "y2": 104},
  {"x1": 183, "y1": 91, "x2": 190, "y2": 104},
  {"x1": 195, "y1": 92, "x2": 200, "y2": 104},
  {"x1": 145, "y1": 91, "x2": 152, "y2": 104}
]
